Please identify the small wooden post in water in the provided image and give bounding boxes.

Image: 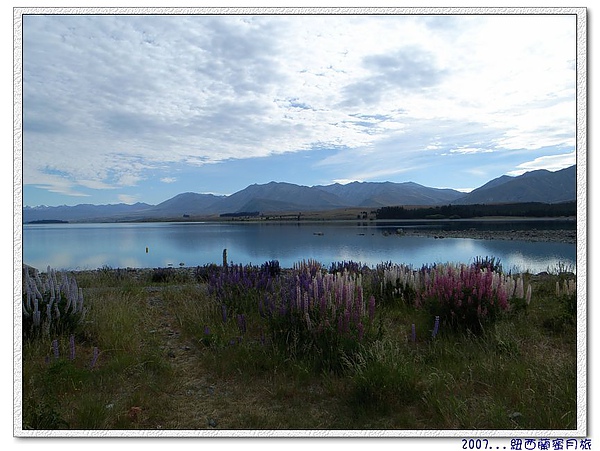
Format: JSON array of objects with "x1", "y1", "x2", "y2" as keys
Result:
[{"x1": 222, "y1": 248, "x2": 228, "y2": 269}]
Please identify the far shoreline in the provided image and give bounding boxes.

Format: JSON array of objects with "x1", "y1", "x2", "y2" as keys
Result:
[
  {"x1": 394, "y1": 226, "x2": 576, "y2": 245},
  {"x1": 24, "y1": 216, "x2": 577, "y2": 245}
]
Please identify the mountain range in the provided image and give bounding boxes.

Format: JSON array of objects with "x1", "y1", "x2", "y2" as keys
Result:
[{"x1": 23, "y1": 165, "x2": 577, "y2": 223}]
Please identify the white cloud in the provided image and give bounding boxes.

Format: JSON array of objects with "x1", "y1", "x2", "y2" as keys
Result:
[
  {"x1": 117, "y1": 194, "x2": 139, "y2": 204},
  {"x1": 449, "y1": 147, "x2": 494, "y2": 155},
  {"x1": 21, "y1": 13, "x2": 577, "y2": 200},
  {"x1": 506, "y1": 152, "x2": 576, "y2": 176}
]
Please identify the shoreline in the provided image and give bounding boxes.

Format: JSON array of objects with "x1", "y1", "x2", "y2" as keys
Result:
[{"x1": 395, "y1": 227, "x2": 577, "y2": 244}]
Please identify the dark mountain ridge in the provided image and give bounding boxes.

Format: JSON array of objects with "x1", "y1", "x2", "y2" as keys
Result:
[
  {"x1": 452, "y1": 165, "x2": 576, "y2": 204},
  {"x1": 23, "y1": 165, "x2": 576, "y2": 222}
]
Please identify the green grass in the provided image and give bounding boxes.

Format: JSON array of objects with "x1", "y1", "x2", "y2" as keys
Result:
[{"x1": 19, "y1": 265, "x2": 579, "y2": 431}]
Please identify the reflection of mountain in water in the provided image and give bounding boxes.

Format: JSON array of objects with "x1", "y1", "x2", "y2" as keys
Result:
[{"x1": 24, "y1": 222, "x2": 577, "y2": 274}]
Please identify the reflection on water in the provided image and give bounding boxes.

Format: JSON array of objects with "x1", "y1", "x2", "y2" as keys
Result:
[{"x1": 22, "y1": 221, "x2": 577, "y2": 274}]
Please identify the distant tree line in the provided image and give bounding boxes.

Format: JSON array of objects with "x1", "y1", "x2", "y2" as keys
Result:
[
  {"x1": 219, "y1": 211, "x2": 261, "y2": 218},
  {"x1": 26, "y1": 219, "x2": 69, "y2": 224},
  {"x1": 375, "y1": 201, "x2": 576, "y2": 220}
]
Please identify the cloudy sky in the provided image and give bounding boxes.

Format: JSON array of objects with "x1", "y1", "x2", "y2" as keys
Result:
[{"x1": 20, "y1": 10, "x2": 579, "y2": 207}]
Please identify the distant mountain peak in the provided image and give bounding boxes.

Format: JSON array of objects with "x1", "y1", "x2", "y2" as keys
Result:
[
  {"x1": 22, "y1": 165, "x2": 576, "y2": 223},
  {"x1": 453, "y1": 165, "x2": 575, "y2": 205}
]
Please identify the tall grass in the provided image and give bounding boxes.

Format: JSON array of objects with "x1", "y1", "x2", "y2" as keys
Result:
[{"x1": 20, "y1": 259, "x2": 577, "y2": 430}]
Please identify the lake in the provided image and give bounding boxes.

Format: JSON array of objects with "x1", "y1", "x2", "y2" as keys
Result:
[{"x1": 21, "y1": 220, "x2": 577, "y2": 274}]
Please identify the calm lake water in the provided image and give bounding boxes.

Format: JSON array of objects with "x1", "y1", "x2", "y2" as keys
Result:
[{"x1": 22, "y1": 220, "x2": 577, "y2": 274}]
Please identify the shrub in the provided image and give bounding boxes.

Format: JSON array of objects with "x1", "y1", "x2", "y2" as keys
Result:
[
  {"x1": 22, "y1": 266, "x2": 87, "y2": 340},
  {"x1": 556, "y1": 278, "x2": 577, "y2": 320},
  {"x1": 418, "y1": 263, "x2": 512, "y2": 335},
  {"x1": 207, "y1": 262, "x2": 279, "y2": 314},
  {"x1": 473, "y1": 256, "x2": 503, "y2": 273},
  {"x1": 263, "y1": 269, "x2": 379, "y2": 372},
  {"x1": 377, "y1": 262, "x2": 421, "y2": 306},
  {"x1": 151, "y1": 267, "x2": 176, "y2": 283}
]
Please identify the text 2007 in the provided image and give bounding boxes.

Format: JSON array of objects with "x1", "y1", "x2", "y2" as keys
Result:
[{"x1": 462, "y1": 439, "x2": 490, "y2": 449}]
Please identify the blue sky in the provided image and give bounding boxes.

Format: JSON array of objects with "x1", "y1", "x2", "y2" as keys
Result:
[{"x1": 19, "y1": 10, "x2": 579, "y2": 207}]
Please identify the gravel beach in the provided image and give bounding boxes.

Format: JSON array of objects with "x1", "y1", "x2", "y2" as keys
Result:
[{"x1": 397, "y1": 227, "x2": 577, "y2": 244}]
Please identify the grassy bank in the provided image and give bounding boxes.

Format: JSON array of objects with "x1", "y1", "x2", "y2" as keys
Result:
[{"x1": 19, "y1": 260, "x2": 578, "y2": 433}]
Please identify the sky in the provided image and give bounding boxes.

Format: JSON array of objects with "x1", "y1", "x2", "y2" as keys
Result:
[{"x1": 19, "y1": 9, "x2": 580, "y2": 207}]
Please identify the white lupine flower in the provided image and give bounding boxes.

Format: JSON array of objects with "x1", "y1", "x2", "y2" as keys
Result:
[
  {"x1": 25, "y1": 289, "x2": 32, "y2": 312},
  {"x1": 568, "y1": 279, "x2": 576, "y2": 295},
  {"x1": 64, "y1": 289, "x2": 72, "y2": 314},
  {"x1": 516, "y1": 276, "x2": 524, "y2": 299}
]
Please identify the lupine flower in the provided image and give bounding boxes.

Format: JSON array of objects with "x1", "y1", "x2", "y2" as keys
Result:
[
  {"x1": 69, "y1": 335, "x2": 76, "y2": 361},
  {"x1": 22, "y1": 267, "x2": 86, "y2": 339},
  {"x1": 357, "y1": 322, "x2": 364, "y2": 341},
  {"x1": 236, "y1": 314, "x2": 247, "y2": 335},
  {"x1": 432, "y1": 316, "x2": 440, "y2": 338},
  {"x1": 52, "y1": 339, "x2": 59, "y2": 359},
  {"x1": 526, "y1": 284, "x2": 532, "y2": 305},
  {"x1": 411, "y1": 323, "x2": 416, "y2": 343},
  {"x1": 368, "y1": 295, "x2": 376, "y2": 321},
  {"x1": 204, "y1": 325, "x2": 210, "y2": 335},
  {"x1": 516, "y1": 276, "x2": 524, "y2": 299},
  {"x1": 221, "y1": 304, "x2": 227, "y2": 323},
  {"x1": 89, "y1": 347, "x2": 99, "y2": 369}
]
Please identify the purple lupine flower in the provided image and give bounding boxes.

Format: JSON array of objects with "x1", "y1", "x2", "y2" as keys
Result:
[
  {"x1": 305, "y1": 312, "x2": 312, "y2": 331},
  {"x1": 411, "y1": 323, "x2": 416, "y2": 343},
  {"x1": 337, "y1": 314, "x2": 344, "y2": 335},
  {"x1": 236, "y1": 314, "x2": 247, "y2": 335},
  {"x1": 221, "y1": 304, "x2": 227, "y2": 323},
  {"x1": 204, "y1": 325, "x2": 210, "y2": 335},
  {"x1": 69, "y1": 335, "x2": 76, "y2": 361},
  {"x1": 52, "y1": 339, "x2": 59, "y2": 359},
  {"x1": 357, "y1": 322, "x2": 364, "y2": 341},
  {"x1": 90, "y1": 347, "x2": 99, "y2": 369},
  {"x1": 368, "y1": 295, "x2": 376, "y2": 322},
  {"x1": 432, "y1": 316, "x2": 440, "y2": 338}
]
